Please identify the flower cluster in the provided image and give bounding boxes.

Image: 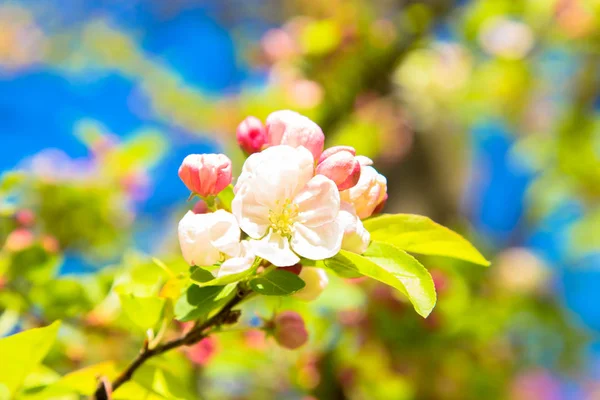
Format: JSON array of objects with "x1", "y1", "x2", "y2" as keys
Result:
[{"x1": 178, "y1": 110, "x2": 387, "y2": 297}]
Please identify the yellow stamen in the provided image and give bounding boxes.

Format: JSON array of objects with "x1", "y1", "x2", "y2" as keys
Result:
[{"x1": 268, "y1": 198, "x2": 299, "y2": 237}]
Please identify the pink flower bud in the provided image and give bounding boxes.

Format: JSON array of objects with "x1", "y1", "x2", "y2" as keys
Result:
[
  {"x1": 273, "y1": 311, "x2": 309, "y2": 350},
  {"x1": 178, "y1": 154, "x2": 232, "y2": 197},
  {"x1": 236, "y1": 116, "x2": 267, "y2": 154},
  {"x1": 316, "y1": 147, "x2": 361, "y2": 190},
  {"x1": 318, "y1": 146, "x2": 356, "y2": 164},
  {"x1": 15, "y1": 209, "x2": 35, "y2": 227},
  {"x1": 265, "y1": 110, "x2": 325, "y2": 161},
  {"x1": 192, "y1": 200, "x2": 208, "y2": 214}
]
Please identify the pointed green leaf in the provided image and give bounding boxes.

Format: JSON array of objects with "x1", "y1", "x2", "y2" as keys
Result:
[
  {"x1": 0, "y1": 321, "x2": 61, "y2": 396},
  {"x1": 190, "y1": 267, "x2": 215, "y2": 283},
  {"x1": 174, "y1": 284, "x2": 236, "y2": 322},
  {"x1": 118, "y1": 293, "x2": 166, "y2": 331},
  {"x1": 249, "y1": 269, "x2": 305, "y2": 296},
  {"x1": 324, "y1": 242, "x2": 436, "y2": 317},
  {"x1": 363, "y1": 214, "x2": 490, "y2": 266}
]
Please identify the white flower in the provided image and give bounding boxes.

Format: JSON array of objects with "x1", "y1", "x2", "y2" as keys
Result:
[
  {"x1": 338, "y1": 202, "x2": 371, "y2": 254},
  {"x1": 233, "y1": 145, "x2": 343, "y2": 267},
  {"x1": 178, "y1": 210, "x2": 254, "y2": 275}
]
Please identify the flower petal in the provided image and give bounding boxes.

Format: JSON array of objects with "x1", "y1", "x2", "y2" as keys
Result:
[
  {"x1": 252, "y1": 230, "x2": 300, "y2": 267},
  {"x1": 208, "y1": 210, "x2": 241, "y2": 257},
  {"x1": 232, "y1": 184, "x2": 271, "y2": 239},
  {"x1": 294, "y1": 175, "x2": 340, "y2": 227},
  {"x1": 178, "y1": 211, "x2": 221, "y2": 266},
  {"x1": 291, "y1": 219, "x2": 343, "y2": 260},
  {"x1": 218, "y1": 241, "x2": 255, "y2": 278},
  {"x1": 252, "y1": 146, "x2": 314, "y2": 203}
]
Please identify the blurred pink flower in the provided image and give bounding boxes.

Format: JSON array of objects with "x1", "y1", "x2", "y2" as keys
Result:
[{"x1": 186, "y1": 337, "x2": 218, "y2": 366}]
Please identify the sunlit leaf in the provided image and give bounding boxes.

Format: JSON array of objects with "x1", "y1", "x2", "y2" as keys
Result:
[
  {"x1": 174, "y1": 284, "x2": 236, "y2": 322},
  {"x1": 217, "y1": 184, "x2": 235, "y2": 212},
  {"x1": 118, "y1": 293, "x2": 166, "y2": 331},
  {"x1": 249, "y1": 269, "x2": 305, "y2": 296},
  {"x1": 324, "y1": 242, "x2": 436, "y2": 317},
  {"x1": 0, "y1": 321, "x2": 61, "y2": 396},
  {"x1": 364, "y1": 214, "x2": 490, "y2": 266}
]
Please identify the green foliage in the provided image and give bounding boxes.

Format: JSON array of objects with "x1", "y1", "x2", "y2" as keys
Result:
[
  {"x1": 0, "y1": 321, "x2": 61, "y2": 397},
  {"x1": 249, "y1": 269, "x2": 306, "y2": 296},
  {"x1": 192, "y1": 264, "x2": 257, "y2": 287},
  {"x1": 325, "y1": 242, "x2": 436, "y2": 317},
  {"x1": 118, "y1": 292, "x2": 166, "y2": 332},
  {"x1": 364, "y1": 214, "x2": 490, "y2": 266},
  {"x1": 175, "y1": 284, "x2": 236, "y2": 322}
]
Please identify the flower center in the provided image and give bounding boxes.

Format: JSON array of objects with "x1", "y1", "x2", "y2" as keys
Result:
[{"x1": 268, "y1": 198, "x2": 299, "y2": 237}]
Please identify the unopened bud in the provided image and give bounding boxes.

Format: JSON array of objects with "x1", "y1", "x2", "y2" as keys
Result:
[
  {"x1": 237, "y1": 116, "x2": 267, "y2": 155},
  {"x1": 178, "y1": 154, "x2": 232, "y2": 197},
  {"x1": 316, "y1": 147, "x2": 361, "y2": 191},
  {"x1": 265, "y1": 110, "x2": 325, "y2": 161},
  {"x1": 273, "y1": 311, "x2": 308, "y2": 350}
]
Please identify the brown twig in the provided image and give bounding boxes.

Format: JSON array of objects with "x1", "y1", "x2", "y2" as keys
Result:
[{"x1": 93, "y1": 287, "x2": 248, "y2": 399}]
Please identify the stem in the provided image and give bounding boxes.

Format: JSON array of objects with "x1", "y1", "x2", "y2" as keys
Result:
[{"x1": 93, "y1": 287, "x2": 249, "y2": 399}]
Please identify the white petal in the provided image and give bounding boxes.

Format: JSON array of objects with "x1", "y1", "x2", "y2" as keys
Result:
[
  {"x1": 208, "y1": 210, "x2": 242, "y2": 257},
  {"x1": 291, "y1": 219, "x2": 343, "y2": 260},
  {"x1": 294, "y1": 175, "x2": 340, "y2": 227},
  {"x1": 252, "y1": 146, "x2": 314, "y2": 203},
  {"x1": 338, "y1": 202, "x2": 370, "y2": 254},
  {"x1": 218, "y1": 242, "x2": 256, "y2": 277},
  {"x1": 232, "y1": 184, "x2": 271, "y2": 239},
  {"x1": 178, "y1": 211, "x2": 221, "y2": 266},
  {"x1": 252, "y1": 230, "x2": 300, "y2": 267}
]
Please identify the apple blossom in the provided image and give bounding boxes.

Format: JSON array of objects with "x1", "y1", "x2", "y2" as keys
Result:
[
  {"x1": 178, "y1": 154, "x2": 232, "y2": 197},
  {"x1": 340, "y1": 164, "x2": 387, "y2": 219},
  {"x1": 233, "y1": 145, "x2": 343, "y2": 267},
  {"x1": 316, "y1": 146, "x2": 361, "y2": 190},
  {"x1": 338, "y1": 202, "x2": 370, "y2": 254},
  {"x1": 265, "y1": 110, "x2": 325, "y2": 160},
  {"x1": 273, "y1": 311, "x2": 308, "y2": 349},
  {"x1": 236, "y1": 116, "x2": 267, "y2": 155},
  {"x1": 294, "y1": 267, "x2": 329, "y2": 302},
  {"x1": 178, "y1": 209, "x2": 243, "y2": 267}
]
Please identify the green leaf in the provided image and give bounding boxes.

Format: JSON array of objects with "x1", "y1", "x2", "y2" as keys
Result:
[
  {"x1": 190, "y1": 267, "x2": 215, "y2": 283},
  {"x1": 324, "y1": 243, "x2": 436, "y2": 317},
  {"x1": 21, "y1": 361, "x2": 118, "y2": 398},
  {"x1": 118, "y1": 293, "x2": 166, "y2": 331},
  {"x1": 363, "y1": 214, "x2": 490, "y2": 266},
  {"x1": 249, "y1": 269, "x2": 305, "y2": 296},
  {"x1": 193, "y1": 260, "x2": 259, "y2": 287},
  {"x1": 174, "y1": 284, "x2": 236, "y2": 322},
  {"x1": 0, "y1": 321, "x2": 61, "y2": 396},
  {"x1": 217, "y1": 184, "x2": 235, "y2": 211}
]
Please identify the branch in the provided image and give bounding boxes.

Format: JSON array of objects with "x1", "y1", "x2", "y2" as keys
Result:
[{"x1": 93, "y1": 287, "x2": 249, "y2": 399}]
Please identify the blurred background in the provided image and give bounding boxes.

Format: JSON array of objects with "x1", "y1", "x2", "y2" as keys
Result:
[{"x1": 1, "y1": 0, "x2": 599, "y2": 399}]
